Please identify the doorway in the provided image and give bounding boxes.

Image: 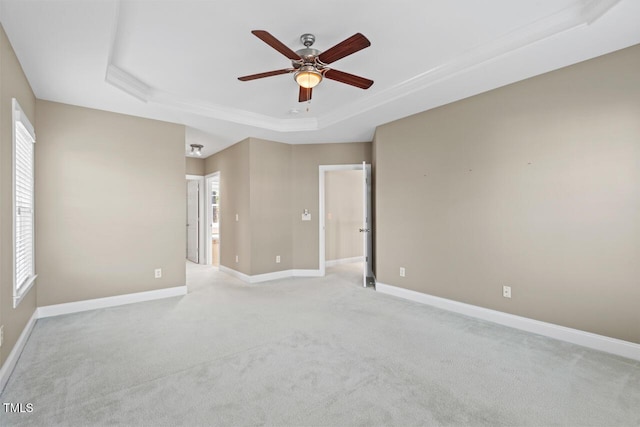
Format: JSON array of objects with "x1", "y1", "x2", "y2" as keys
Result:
[
  {"x1": 319, "y1": 164, "x2": 373, "y2": 287},
  {"x1": 206, "y1": 172, "x2": 221, "y2": 267}
]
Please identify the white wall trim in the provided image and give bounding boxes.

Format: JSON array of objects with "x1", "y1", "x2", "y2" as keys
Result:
[
  {"x1": 291, "y1": 269, "x2": 324, "y2": 278},
  {"x1": 326, "y1": 256, "x2": 365, "y2": 267},
  {"x1": 0, "y1": 310, "x2": 38, "y2": 393},
  {"x1": 376, "y1": 282, "x2": 640, "y2": 362},
  {"x1": 248, "y1": 270, "x2": 294, "y2": 283},
  {"x1": 220, "y1": 266, "x2": 322, "y2": 283},
  {"x1": 38, "y1": 286, "x2": 187, "y2": 318},
  {"x1": 219, "y1": 265, "x2": 252, "y2": 282}
]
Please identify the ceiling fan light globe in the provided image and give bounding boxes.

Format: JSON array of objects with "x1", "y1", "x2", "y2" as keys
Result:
[{"x1": 295, "y1": 69, "x2": 322, "y2": 89}]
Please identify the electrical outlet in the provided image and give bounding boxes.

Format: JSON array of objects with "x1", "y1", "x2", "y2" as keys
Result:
[
  {"x1": 235, "y1": 255, "x2": 239, "y2": 263},
  {"x1": 154, "y1": 268, "x2": 162, "y2": 279},
  {"x1": 399, "y1": 267, "x2": 406, "y2": 277},
  {"x1": 276, "y1": 255, "x2": 281, "y2": 263},
  {"x1": 503, "y1": 286, "x2": 512, "y2": 298},
  {"x1": 235, "y1": 213, "x2": 239, "y2": 222}
]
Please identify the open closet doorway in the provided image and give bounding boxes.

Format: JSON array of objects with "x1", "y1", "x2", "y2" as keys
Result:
[
  {"x1": 319, "y1": 164, "x2": 373, "y2": 287},
  {"x1": 206, "y1": 172, "x2": 221, "y2": 267}
]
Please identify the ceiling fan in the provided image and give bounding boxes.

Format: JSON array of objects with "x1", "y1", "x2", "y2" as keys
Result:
[{"x1": 238, "y1": 30, "x2": 374, "y2": 102}]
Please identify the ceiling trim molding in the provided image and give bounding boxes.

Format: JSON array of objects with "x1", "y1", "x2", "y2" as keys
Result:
[
  {"x1": 150, "y1": 89, "x2": 318, "y2": 131},
  {"x1": 105, "y1": 63, "x2": 319, "y2": 131},
  {"x1": 318, "y1": 0, "x2": 622, "y2": 129},
  {"x1": 580, "y1": 0, "x2": 623, "y2": 24},
  {"x1": 105, "y1": 64, "x2": 152, "y2": 102},
  {"x1": 104, "y1": 0, "x2": 621, "y2": 133}
]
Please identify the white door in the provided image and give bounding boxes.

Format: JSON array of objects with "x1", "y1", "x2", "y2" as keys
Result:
[
  {"x1": 186, "y1": 180, "x2": 199, "y2": 263},
  {"x1": 361, "y1": 162, "x2": 373, "y2": 287}
]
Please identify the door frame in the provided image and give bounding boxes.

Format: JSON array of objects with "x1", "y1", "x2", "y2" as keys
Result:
[
  {"x1": 205, "y1": 171, "x2": 220, "y2": 267},
  {"x1": 318, "y1": 164, "x2": 372, "y2": 277},
  {"x1": 186, "y1": 174, "x2": 206, "y2": 264}
]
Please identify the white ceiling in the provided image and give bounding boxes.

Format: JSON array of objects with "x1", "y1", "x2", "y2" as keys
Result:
[{"x1": 1, "y1": 0, "x2": 639, "y2": 158}]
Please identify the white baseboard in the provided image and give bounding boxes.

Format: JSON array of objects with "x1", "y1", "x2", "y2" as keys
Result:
[
  {"x1": 38, "y1": 286, "x2": 188, "y2": 318},
  {"x1": 0, "y1": 285, "x2": 187, "y2": 392},
  {"x1": 0, "y1": 310, "x2": 38, "y2": 393},
  {"x1": 376, "y1": 282, "x2": 640, "y2": 362},
  {"x1": 219, "y1": 265, "x2": 252, "y2": 282},
  {"x1": 249, "y1": 270, "x2": 296, "y2": 283},
  {"x1": 291, "y1": 269, "x2": 324, "y2": 278},
  {"x1": 220, "y1": 266, "x2": 323, "y2": 283},
  {"x1": 326, "y1": 256, "x2": 364, "y2": 267}
]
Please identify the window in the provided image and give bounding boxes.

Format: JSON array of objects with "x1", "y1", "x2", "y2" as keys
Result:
[{"x1": 12, "y1": 98, "x2": 36, "y2": 308}]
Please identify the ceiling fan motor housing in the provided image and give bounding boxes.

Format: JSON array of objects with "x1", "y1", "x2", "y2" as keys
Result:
[
  {"x1": 294, "y1": 48, "x2": 322, "y2": 68},
  {"x1": 294, "y1": 35, "x2": 324, "y2": 90}
]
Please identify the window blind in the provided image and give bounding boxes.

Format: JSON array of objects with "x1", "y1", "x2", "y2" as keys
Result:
[{"x1": 13, "y1": 98, "x2": 36, "y2": 305}]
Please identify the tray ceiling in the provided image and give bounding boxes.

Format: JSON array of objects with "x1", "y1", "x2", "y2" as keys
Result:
[{"x1": 1, "y1": 0, "x2": 639, "y2": 157}]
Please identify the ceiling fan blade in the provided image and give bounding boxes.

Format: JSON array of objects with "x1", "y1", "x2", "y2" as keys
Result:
[
  {"x1": 324, "y1": 69, "x2": 374, "y2": 89},
  {"x1": 317, "y1": 33, "x2": 371, "y2": 64},
  {"x1": 252, "y1": 30, "x2": 301, "y2": 60},
  {"x1": 238, "y1": 69, "x2": 294, "y2": 81},
  {"x1": 298, "y1": 86, "x2": 312, "y2": 102}
]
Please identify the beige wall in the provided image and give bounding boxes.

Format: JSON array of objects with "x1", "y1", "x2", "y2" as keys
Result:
[
  {"x1": 249, "y1": 138, "x2": 293, "y2": 274},
  {"x1": 35, "y1": 100, "x2": 186, "y2": 306},
  {"x1": 205, "y1": 139, "x2": 251, "y2": 273},
  {"x1": 291, "y1": 143, "x2": 371, "y2": 269},
  {"x1": 325, "y1": 170, "x2": 363, "y2": 261},
  {"x1": 185, "y1": 157, "x2": 205, "y2": 176},
  {"x1": 0, "y1": 24, "x2": 37, "y2": 367},
  {"x1": 205, "y1": 140, "x2": 371, "y2": 273},
  {"x1": 374, "y1": 44, "x2": 640, "y2": 344}
]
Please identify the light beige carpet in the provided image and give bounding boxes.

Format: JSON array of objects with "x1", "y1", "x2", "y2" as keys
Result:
[{"x1": 1, "y1": 262, "x2": 639, "y2": 426}]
